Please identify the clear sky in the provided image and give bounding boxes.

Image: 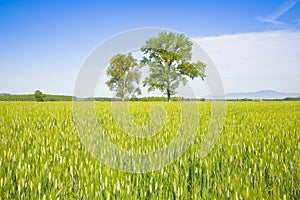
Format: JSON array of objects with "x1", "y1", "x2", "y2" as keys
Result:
[{"x1": 1, "y1": 0, "x2": 300, "y2": 96}]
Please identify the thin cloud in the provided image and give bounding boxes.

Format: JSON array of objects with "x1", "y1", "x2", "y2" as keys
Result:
[
  {"x1": 193, "y1": 30, "x2": 300, "y2": 93},
  {"x1": 257, "y1": 0, "x2": 299, "y2": 25}
]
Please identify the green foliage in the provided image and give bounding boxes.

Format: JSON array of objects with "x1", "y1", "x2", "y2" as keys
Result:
[
  {"x1": 0, "y1": 94, "x2": 36, "y2": 101},
  {"x1": 34, "y1": 90, "x2": 46, "y2": 102},
  {"x1": 106, "y1": 53, "x2": 141, "y2": 101},
  {"x1": 44, "y1": 95, "x2": 73, "y2": 101},
  {"x1": 0, "y1": 94, "x2": 73, "y2": 101},
  {"x1": 284, "y1": 96, "x2": 300, "y2": 100},
  {"x1": 130, "y1": 96, "x2": 203, "y2": 101},
  {"x1": 141, "y1": 32, "x2": 206, "y2": 101},
  {"x1": 0, "y1": 101, "x2": 299, "y2": 199}
]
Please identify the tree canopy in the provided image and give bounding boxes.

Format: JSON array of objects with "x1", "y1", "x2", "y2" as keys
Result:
[
  {"x1": 34, "y1": 90, "x2": 46, "y2": 102},
  {"x1": 106, "y1": 53, "x2": 141, "y2": 101},
  {"x1": 141, "y1": 31, "x2": 206, "y2": 102}
]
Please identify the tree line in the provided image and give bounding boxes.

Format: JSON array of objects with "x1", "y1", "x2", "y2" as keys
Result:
[
  {"x1": 0, "y1": 92, "x2": 73, "y2": 102},
  {"x1": 0, "y1": 94, "x2": 206, "y2": 102}
]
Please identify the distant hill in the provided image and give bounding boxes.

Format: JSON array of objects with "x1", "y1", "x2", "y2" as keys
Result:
[{"x1": 225, "y1": 90, "x2": 300, "y2": 100}]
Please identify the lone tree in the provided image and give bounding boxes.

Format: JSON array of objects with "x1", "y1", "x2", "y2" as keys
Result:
[
  {"x1": 141, "y1": 32, "x2": 206, "y2": 102},
  {"x1": 106, "y1": 53, "x2": 141, "y2": 101},
  {"x1": 34, "y1": 90, "x2": 46, "y2": 102}
]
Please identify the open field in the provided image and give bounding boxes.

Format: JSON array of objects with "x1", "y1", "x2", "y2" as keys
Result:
[{"x1": 0, "y1": 101, "x2": 299, "y2": 199}]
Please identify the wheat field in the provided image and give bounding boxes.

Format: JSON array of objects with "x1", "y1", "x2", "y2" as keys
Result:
[{"x1": 0, "y1": 101, "x2": 299, "y2": 199}]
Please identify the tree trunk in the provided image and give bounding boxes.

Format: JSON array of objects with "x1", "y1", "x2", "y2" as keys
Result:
[
  {"x1": 122, "y1": 76, "x2": 126, "y2": 101},
  {"x1": 122, "y1": 86, "x2": 126, "y2": 101},
  {"x1": 167, "y1": 63, "x2": 171, "y2": 102}
]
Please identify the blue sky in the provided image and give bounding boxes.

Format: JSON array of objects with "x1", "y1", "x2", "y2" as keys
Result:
[{"x1": 0, "y1": 0, "x2": 300, "y2": 96}]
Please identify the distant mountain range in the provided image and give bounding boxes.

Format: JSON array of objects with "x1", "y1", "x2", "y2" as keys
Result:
[{"x1": 225, "y1": 90, "x2": 300, "y2": 100}]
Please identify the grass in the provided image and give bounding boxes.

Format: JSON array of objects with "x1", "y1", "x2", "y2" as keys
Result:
[{"x1": 0, "y1": 101, "x2": 299, "y2": 199}]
